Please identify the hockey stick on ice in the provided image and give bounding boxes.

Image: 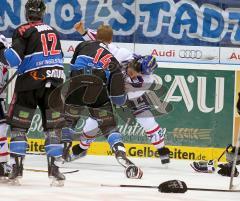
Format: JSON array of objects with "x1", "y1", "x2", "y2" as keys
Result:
[
  {"x1": 0, "y1": 70, "x2": 18, "y2": 94},
  {"x1": 229, "y1": 126, "x2": 240, "y2": 190},
  {"x1": 101, "y1": 184, "x2": 240, "y2": 193},
  {"x1": 24, "y1": 168, "x2": 79, "y2": 174}
]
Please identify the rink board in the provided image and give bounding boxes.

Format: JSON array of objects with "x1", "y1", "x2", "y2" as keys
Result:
[{"x1": 26, "y1": 138, "x2": 226, "y2": 162}]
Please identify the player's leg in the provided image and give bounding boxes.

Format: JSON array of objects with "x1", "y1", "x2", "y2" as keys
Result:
[
  {"x1": 62, "y1": 73, "x2": 107, "y2": 161},
  {"x1": 61, "y1": 103, "x2": 87, "y2": 161},
  {"x1": 71, "y1": 117, "x2": 99, "y2": 159},
  {"x1": 40, "y1": 85, "x2": 66, "y2": 185},
  {"x1": 0, "y1": 98, "x2": 11, "y2": 179},
  {"x1": 7, "y1": 91, "x2": 36, "y2": 182},
  {"x1": 92, "y1": 103, "x2": 143, "y2": 179},
  {"x1": 128, "y1": 94, "x2": 170, "y2": 164},
  {"x1": 62, "y1": 79, "x2": 91, "y2": 161}
]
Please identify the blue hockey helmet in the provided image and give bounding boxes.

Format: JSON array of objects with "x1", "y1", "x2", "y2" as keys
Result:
[
  {"x1": 138, "y1": 55, "x2": 158, "y2": 75},
  {"x1": 129, "y1": 55, "x2": 158, "y2": 75}
]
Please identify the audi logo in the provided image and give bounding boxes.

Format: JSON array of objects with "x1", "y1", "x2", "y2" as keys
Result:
[{"x1": 179, "y1": 50, "x2": 202, "y2": 59}]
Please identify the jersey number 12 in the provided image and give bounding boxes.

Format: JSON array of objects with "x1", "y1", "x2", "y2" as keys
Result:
[{"x1": 41, "y1": 33, "x2": 61, "y2": 56}]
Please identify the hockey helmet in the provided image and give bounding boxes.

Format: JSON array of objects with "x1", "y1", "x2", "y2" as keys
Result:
[
  {"x1": 25, "y1": 0, "x2": 46, "y2": 21},
  {"x1": 130, "y1": 55, "x2": 158, "y2": 75},
  {"x1": 139, "y1": 55, "x2": 158, "y2": 75}
]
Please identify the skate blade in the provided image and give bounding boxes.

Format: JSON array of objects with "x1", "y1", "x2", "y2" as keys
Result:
[
  {"x1": 8, "y1": 178, "x2": 21, "y2": 186},
  {"x1": 50, "y1": 178, "x2": 64, "y2": 187}
]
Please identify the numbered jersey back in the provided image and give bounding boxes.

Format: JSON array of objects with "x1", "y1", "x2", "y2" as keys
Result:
[
  {"x1": 12, "y1": 22, "x2": 63, "y2": 75},
  {"x1": 70, "y1": 41, "x2": 119, "y2": 71},
  {"x1": 11, "y1": 22, "x2": 64, "y2": 92}
]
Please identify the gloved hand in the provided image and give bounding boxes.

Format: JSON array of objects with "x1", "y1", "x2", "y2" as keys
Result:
[
  {"x1": 158, "y1": 180, "x2": 187, "y2": 193},
  {"x1": 218, "y1": 162, "x2": 239, "y2": 177}
]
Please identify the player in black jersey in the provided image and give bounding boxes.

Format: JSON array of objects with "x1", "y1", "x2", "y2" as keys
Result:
[
  {"x1": 0, "y1": 0, "x2": 65, "y2": 186},
  {"x1": 62, "y1": 25, "x2": 143, "y2": 179}
]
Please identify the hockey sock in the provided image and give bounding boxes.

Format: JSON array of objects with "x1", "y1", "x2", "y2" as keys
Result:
[
  {"x1": 135, "y1": 111, "x2": 165, "y2": 149},
  {"x1": 9, "y1": 129, "x2": 28, "y2": 160},
  {"x1": 78, "y1": 117, "x2": 99, "y2": 150},
  {"x1": 45, "y1": 130, "x2": 63, "y2": 158},
  {"x1": 0, "y1": 123, "x2": 8, "y2": 163}
]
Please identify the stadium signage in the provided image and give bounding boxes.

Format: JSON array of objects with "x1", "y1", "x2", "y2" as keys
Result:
[
  {"x1": 155, "y1": 74, "x2": 225, "y2": 113},
  {"x1": 178, "y1": 50, "x2": 202, "y2": 59},
  {"x1": 1, "y1": 0, "x2": 240, "y2": 46}
]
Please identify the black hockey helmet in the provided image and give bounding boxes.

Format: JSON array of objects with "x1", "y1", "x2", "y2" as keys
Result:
[{"x1": 25, "y1": 0, "x2": 46, "y2": 21}]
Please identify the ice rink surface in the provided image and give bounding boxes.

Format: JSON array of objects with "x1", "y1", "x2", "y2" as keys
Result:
[{"x1": 1, "y1": 155, "x2": 240, "y2": 201}]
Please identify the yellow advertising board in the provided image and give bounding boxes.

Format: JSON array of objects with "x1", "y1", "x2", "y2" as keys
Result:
[{"x1": 26, "y1": 138, "x2": 226, "y2": 162}]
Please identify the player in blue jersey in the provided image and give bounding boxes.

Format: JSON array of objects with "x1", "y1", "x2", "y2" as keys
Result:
[
  {"x1": 0, "y1": 0, "x2": 66, "y2": 186},
  {"x1": 63, "y1": 22, "x2": 170, "y2": 167},
  {"x1": 62, "y1": 24, "x2": 143, "y2": 179}
]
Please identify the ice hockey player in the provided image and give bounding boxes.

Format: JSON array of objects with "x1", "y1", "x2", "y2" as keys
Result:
[
  {"x1": 0, "y1": 34, "x2": 11, "y2": 180},
  {"x1": 63, "y1": 21, "x2": 170, "y2": 165},
  {"x1": 63, "y1": 24, "x2": 143, "y2": 179},
  {"x1": 0, "y1": 0, "x2": 66, "y2": 186}
]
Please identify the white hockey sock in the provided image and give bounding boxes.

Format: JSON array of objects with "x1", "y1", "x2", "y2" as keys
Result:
[
  {"x1": 79, "y1": 117, "x2": 99, "y2": 150},
  {"x1": 135, "y1": 111, "x2": 165, "y2": 150}
]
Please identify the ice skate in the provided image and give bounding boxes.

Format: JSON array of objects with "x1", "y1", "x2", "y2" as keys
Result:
[
  {"x1": 158, "y1": 147, "x2": 170, "y2": 167},
  {"x1": 125, "y1": 164, "x2": 143, "y2": 179},
  {"x1": 8, "y1": 157, "x2": 23, "y2": 185},
  {"x1": 0, "y1": 162, "x2": 11, "y2": 183},
  {"x1": 67, "y1": 144, "x2": 88, "y2": 162},
  {"x1": 48, "y1": 157, "x2": 65, "y2": 187},
  {"x1": 113, "y1": 144, "x2": 143, "y2": 179}
]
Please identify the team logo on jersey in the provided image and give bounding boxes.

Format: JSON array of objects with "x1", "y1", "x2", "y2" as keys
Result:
[{"x1": 29, "y1": 71, "x2": 46, "y2": 80}]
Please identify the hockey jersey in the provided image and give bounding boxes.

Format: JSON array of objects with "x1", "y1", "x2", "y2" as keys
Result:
[
  {"x1": 4, "y1": 21, "x2": 64, "y2": 92},
  {"x1": 81, "y1": 29, "x2": 154, "y2": 99},
  {"x1": 0, "y1": 52, "x2": 8, "y2": 99},
  {"x1": 71, "y1": 40, "x2": 125, "y2": 102}
]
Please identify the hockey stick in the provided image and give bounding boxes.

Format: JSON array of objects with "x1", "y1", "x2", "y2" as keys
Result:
[
  {"x1": 101, "y1": 184, "x2": 240, "y2": 193},
  {"x1": 217, "y1": 149, "x2": 226, "y2": 162},
  {"x1": 0, "y1": 70, "x2": 18, "y2": 94},
  {"x1": 24, "y1": 168, "x2": 79, "y2": 174},
  {"x1": 229, "y1": 126, "x2": 240, "y2": 190}
]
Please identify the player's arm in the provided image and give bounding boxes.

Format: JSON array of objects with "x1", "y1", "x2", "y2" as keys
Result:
[
  {"x1": 69, "y1": 41, "x2": 89, "y2": 71},
  {"x1": 74, "y1": 21, "x2": 97, "y2": 41},
  {"x1": 108, "y1": 58, "x2": 126, "y2": 106},
  {"x1": 3, "y1": 29, "x2": 26, "y2": 68}
]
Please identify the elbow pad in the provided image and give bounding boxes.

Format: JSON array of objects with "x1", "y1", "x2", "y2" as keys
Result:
[{"x1": 4, "y1": 48, "x2": 22, "y2": 67}]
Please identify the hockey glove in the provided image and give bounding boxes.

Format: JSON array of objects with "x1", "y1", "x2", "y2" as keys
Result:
[
  {"x1": 218, "y1": 163, "x2": 239, "y2": 177},
  {"x1": 190, "y1": 160, "x2": 216, "y2": 173},
  {"x1": 125, "y1": 164, "x2": 143, "y2": 179},
  {"x1": 158, "y1": 180, "x2": 187, "y2": 193}
]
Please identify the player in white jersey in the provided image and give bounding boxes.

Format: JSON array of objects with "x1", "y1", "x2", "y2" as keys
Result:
[
  {"x1": 63, "y1": 21, "x2": 170, "y2": 166},
  {"x1": 0, "y1": 34, "x2": 11, "y2": 179}
]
